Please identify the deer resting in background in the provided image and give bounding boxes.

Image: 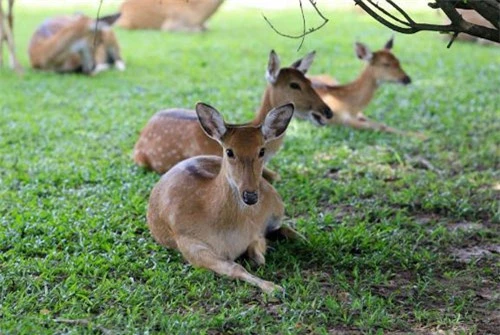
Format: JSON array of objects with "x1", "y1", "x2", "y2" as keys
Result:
[
  {"x1": 0, "y1": 0, "x2": 23, "y2": 73},
  {"x1": 148, "y1": 102, "x2": 299, "y2": 293},
  {"x1": 133, "y1": 50, "x2": 333, "y2": 182},
  {"x1": 310, "y1": 37, "x2": 426, "y2": 139},
  {"x1": 29, "y1": 13, "x2": 124, "y2": 75},
  {"x1": 116, "y1": 0, "x2": 224, "y2": 32}
]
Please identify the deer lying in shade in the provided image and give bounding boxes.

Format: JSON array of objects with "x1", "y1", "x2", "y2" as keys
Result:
[
  {"x1": 29, "y1": 13, "x2": 124, "y2": 75},
  {"x1": 310, "y1": 37, "x2": 426, "y2": 139},
  {"x1": 133, "y1": 50, "x2": 333, "y2": 182},
  {"x1": 116, "y1": 0, "x2": 224, "y2": 32},
  {"x1": 148, "y1": 102, "x2": 301, "y2": 293}
]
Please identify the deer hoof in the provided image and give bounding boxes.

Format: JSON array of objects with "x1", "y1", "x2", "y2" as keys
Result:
[{"x1": 261, "y1": 281, "x2": 284, "y2": 295}]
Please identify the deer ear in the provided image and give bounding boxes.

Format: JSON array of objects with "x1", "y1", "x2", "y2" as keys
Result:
[
  {"x1": 262, "y1": 103, "x2": 294, "y2": 141},
  {"x1": 290, "y1": 51, "x2": 316, "y2": 74},
  {"x1": 97, "y1": 13, "x2": 121, "y2": 26},
  {"x1": 265, "y1": 50, "x2": 281, "y2": 84},
  {"x1": 384, "y1": 36, "x2": 394, "y2": 50},
  {"x1": 196, "y1": 102, "x2": 227, "y2": 142},
  {"x1": 355, "y1": 42, "x2": 372, "y2": 61}
]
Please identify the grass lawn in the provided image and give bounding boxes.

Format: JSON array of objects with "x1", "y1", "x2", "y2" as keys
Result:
[{"x1": 1, "y1": 2, "x2": 499, "y2": 334}]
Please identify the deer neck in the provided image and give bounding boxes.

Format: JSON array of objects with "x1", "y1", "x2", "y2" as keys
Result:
[
  {"x1": 253, "y1": 86, "x2": 274, "y2": 126},
  {"x1": 332, "y1": 66, "x2": 378, "y2": 113}
]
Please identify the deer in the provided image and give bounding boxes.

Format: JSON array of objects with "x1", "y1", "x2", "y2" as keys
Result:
[
  {"x1": 310, "y1": 37, "x2": 426, "y2": 139},
  {"x1": 116, "y1": 0, "x2": 224, "y2": 32},
  {"x1": 0, "y1": 0, "x2": 23, "y2": 73},
  {"x1": 133, "y1": 50, "x2": 333, "y2": 182},
  {"x1": 148, "y1": 102, "x2": 300, "y2": 293},
  {"x1": 28, "y1": 13, "x2": 124, "y2": 75}
]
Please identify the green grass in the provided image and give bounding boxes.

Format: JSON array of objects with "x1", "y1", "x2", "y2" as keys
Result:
[{"x1": 1, "y1": 3, "x2": 499, "y2": 334}]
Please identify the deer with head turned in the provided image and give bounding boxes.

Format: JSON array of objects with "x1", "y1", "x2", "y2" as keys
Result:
[
  {"x1": 310, "y1": 37, "x2": 425, "y2": 139},
  {"x1": 0, "y1": 0, "x2": 23, "y2": 73},
  {"x1": 116, "y1": 0, "x2": 223, "y2": 32},
  {"x1": 133, "y1": 50, "x2": 333, "y2": 182},
  {"x1": 148, "y1": 102, "x2": 299, "y2": 293},
  {"x1": 28, "y1": 13, "x2": 124, "y2": 75}
]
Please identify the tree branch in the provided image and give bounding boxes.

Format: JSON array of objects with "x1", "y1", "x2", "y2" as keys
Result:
[
  {"x1": 262, "y1": 0, "x2": 329, "y2": 51},
  {"x1": 468, "y1": 1, "x2": 499, "y2": 29},
  {"x1": 366, "y1": 0, "x2": 410, "y2": 26},
  {"x1": 354, "y1": 0, "x2": 499, "y2": 45}
]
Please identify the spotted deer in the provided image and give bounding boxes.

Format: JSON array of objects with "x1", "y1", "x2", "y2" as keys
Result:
[
  {"x1": 310, "y1": 37, "x2": 425, "y2": 139},
  {"x1": 116, "y1": 0, "x2": 223, "y2": 32},
  {"x1": 29, "y1": 13, "x2": 124, "y2": 75},
  {"x1": 133, "y1": 50, "x2": 333, "y2": 182},
  {"x1": 148, "y1": 102, "x2": 300, "y2": 293}
]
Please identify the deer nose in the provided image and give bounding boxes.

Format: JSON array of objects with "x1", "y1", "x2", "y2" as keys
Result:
[
  {"x1": 323, "y1": 106, "x2": 333, "y2": 119},
  {"x1": 242, "y1": 191, "x2": 258, "y2": 205},
  {"x1": 401, "y1": 76, "x2": 412, "y2": 85}
]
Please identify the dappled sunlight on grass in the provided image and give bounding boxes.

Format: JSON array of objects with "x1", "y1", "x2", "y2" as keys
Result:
[{"x1": 1, "y1": 5, "x2": 499, "y2": 335}]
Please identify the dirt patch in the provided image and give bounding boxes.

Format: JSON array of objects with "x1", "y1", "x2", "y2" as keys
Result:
[{"x1": 451, "y1": 245, "x2": 500, "y2": 263}]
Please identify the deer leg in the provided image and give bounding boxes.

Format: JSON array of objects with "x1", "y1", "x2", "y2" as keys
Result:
[
  {"x1": 274, "y1": 225, "x2": 307, "y2": 241},
  {"x1": 266, "y1": 225, "x2": 308, "y2": 243},
  {"x1": 177, "y1": 236, "x2": 282, "y2": 293},
  {"x1": 246, "y1": 237, "x2": 267, "y2": 266},
  {"x1": 91, "y1": 43, "x2": 111, "y2": 75},
  {"x1": 70, "y1": 40, "x2": 94, "y2": 74},
  {"x1": 102, "y1": 30, "x2": 125, "y2": 71},
  {"x1": 340, "y1": 115, "x2": 427, "y2": 140},
  {"x1": 358, "y1": 115, "x2": 428, "y2": 140},
  {"x1": 0, "y1": 1, "x2": 22, "y2": 73},
  {"x1": 262, "y1": 167, "x2": 280, "y2": 183}
]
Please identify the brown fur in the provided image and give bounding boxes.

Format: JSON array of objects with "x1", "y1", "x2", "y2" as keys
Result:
[
  {"x1": 0, "y1": 0, "x2": 22, "y2": 73},
  {"x1": 133, "y1": 50, "x2": 332, "y2": 181},
  {"x1": 310, "y1": 38, "x2": 426, "y2": 139},
  {"x1": 28, "y1": 14, "x2": 124, "y2": 75},
  {"x1": 117, "y1": 0, "x2": 223, "y2": 32},
  {"x1": 147, "y1": 103, "x2": 299, "y2": 293}
]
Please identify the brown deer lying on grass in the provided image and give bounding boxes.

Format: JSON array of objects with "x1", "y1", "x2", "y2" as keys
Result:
[
  {"x1": 116, "y1": 0, "x2": 224, "y2": 32},
  {"x1": 0, "y1": 0, "x2": 23, "y2": 73},
  {"x1": 29, "y1": 13, "x2": 124, "y2": 75},
  {"x1": 133, "y1": 50, "x2": 333, "y2": 182},
  {"x1": 148, "y1": 102, "x2": 299, "y2": 293},
  {"x1": 310, "y1": 37, "x2": 426, "y2": 139}
]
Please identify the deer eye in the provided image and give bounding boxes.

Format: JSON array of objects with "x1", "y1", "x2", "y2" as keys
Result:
[
  {"x1": 259, "y1": 148, "x2": 265, "y2": 158},
  {"x1": 226, "y1": 149, "x2": 235, "y2": 158},
  {"x1": 290, "y1": 82, "x2": 301, "y2": 90},
  {"x1": 382, "y1": 63, "x2": 391, "y2": 67}
]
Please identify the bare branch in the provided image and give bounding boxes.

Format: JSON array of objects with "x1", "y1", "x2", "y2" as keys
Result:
[
  {"x1": 354, "y1": 0, "x2": 499, "y2": 45},
  {"x1": 262, "y1": 0, "x2": 329, "y2": 51},
  {"x1": 386, "y1": 0, "x2": 415, "y2": 24},
  {"x1": 366, "y1": 0, "x2": 410, "y2": 26},
  {"x1": 447, "y1": 31, "x2": 459, "y2": 48},
  {"x1": 93, "y1": 0, "x2": 105, "y2": 52},
  {"x1": 298, "y1": 0, "x2": 306, "y2": 51}
]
